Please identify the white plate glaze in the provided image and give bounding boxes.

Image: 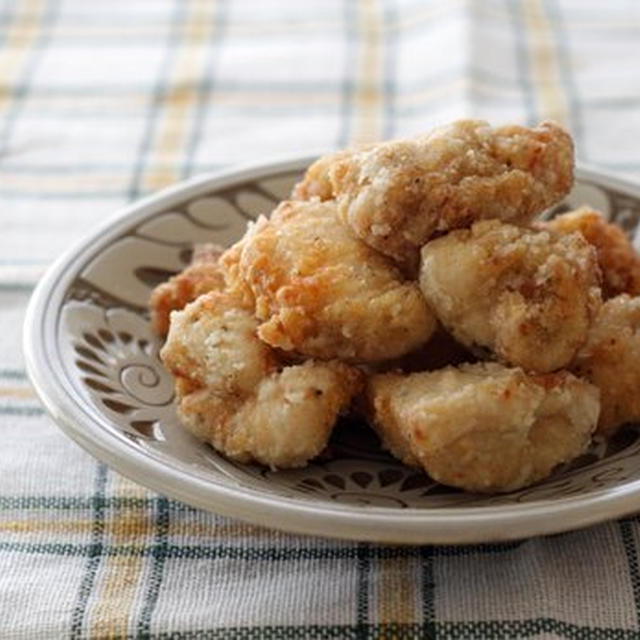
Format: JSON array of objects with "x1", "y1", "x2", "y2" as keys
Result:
[{"x1": 23, "y1": 157, "x2": 640, "y2": 544}]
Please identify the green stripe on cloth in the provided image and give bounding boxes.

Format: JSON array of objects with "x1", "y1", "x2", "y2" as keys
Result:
[
  {"x1": 0, "y1": 369, "x2": 26, "y2": 380},
  {"x1": 356, "y1": 542, "x2": 370, "y2": 634},
  {"x1": 0, "y1": 405, "x2": 44, "y2": 416},
  {"x1": 70, "y1": 463, "x2": 108, "y2": 639},
  {"x1": 180, "y1": 0, "x2": 229, "y2": 181},
  {"x1": 138, "y1": 621, "x2": 640, "y2": 640},
  {"x1": 0, "y1": 540, "x2": 529, "y2": 561},
  {"x1": 127, "y1": 0, "x2": 188, "y2": 201},
  {"x1": 137, "y1": 496, "x2": 170, "y2": 638},
  {"x1": 619, "y1": 519, "x2": 640, "y2": 630},
  {"x1": 420, "y1": 546, "x2": 436, "y2": 640}
]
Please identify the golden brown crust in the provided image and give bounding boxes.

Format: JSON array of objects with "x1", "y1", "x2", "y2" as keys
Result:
[
  {"x1": 149, "y1": 243, "x2": 226, "y2": 335},
  {"x1": 541, "y1": 207, "x2": 640, "y2": 299},
  {"x1": 301, "y1": 120, "x2": 573, "y2": 272},
  {"x1": 291, "y1": 150, "x2": 354, "y2": 201},
  {"x1": 366, "y1": 363, "x2": 599, "y2": 492},
  {"x1": 237, "y1": 199, "x2": 437, "y2": 362},
  {"x1": 218, "y1": 236, "x2": 255, "y2": 308},
  {"x1": 420, "y1": 220, "x2": 602, "y2": 373},
  {"x1": 160, "y1": 290, "x2": 363, "y2": 468},
  {"x1": 572, "y1": 295, "x2": 640, "y2": 437},
  {"x1": 179, "y1": 361, "x2": 362, "y2": 468}
]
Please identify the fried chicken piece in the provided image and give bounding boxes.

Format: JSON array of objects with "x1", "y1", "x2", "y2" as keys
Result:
[
  {"x1": 420, "y1": 220, "x2": 602, "y2": 373},
  {"x1": 291, "y1": 149, "x2": 354, "y2": 201},
  {"x1": 366, "y1": 362, "x2": 599, "y2": 493},
  {"x1": 572, "y1": 295, "x2": 640, "y2": 437},
  {"x1": 540, "y1": 207, "x2": 640, "y2": 299},
  {"x1": 237, "y1": 199, "x2": 437, "y2": 362},
  {"x1": 296, "y1": 120, "x2": 573, "y2": 273},
  {"x1": 161, "y1": 290, "x2": 362, "y2": 468},
  {"x1": 218, "y1": 236, "x2": 255, "y2": 309},
  {"x1": 149, "y1": 243, "x2": 226, "y2": 335}
]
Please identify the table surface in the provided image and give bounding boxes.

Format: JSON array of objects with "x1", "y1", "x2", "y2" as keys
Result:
[{"x1": 2, "y1": 1, "x2": 640, "y2": 638}]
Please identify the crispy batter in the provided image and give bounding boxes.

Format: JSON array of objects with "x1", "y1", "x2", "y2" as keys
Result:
[
  {"x1": 218, "y1": 236, "x2": 255, "y2": 308},
  {"x1": 420, "y1": 220, "x2": 602, "y2": 373},
  {"x1": 291, "y1": 150, "x2": 354, "y2": 201},
  {"x1": 572, "y1": 295, "x2": 640, "y2": 437},
  {"x1": 540, "y1": 207, "x2": 640, "y2": 298},
  {"x1": 160, "y1": 290, "x2": 270, "y2": 394},
  {"x1": 366, "y1": 362, "x2": 599, "y2": 493},
  {"x1": 238, "y1": 199, "x2": 437, "y2": 362},
  {"x1": 300, "y1": 120, "x2": 573, "y2": 272},
  {"x1": 149, "y1": 243, "x2": 226, "y2": 335},
  {"x1": 160, "y1": 290, "x2": 362, "y2": 468}
]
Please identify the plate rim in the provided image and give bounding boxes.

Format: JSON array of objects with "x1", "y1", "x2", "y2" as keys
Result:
[{"x1": 23, "y1": 155, "x2": 640, "y2": 544}]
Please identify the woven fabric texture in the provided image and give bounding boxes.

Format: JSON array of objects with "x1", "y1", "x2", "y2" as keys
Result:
[{"x1": 2, "y1": 1, "x2": 640, "y2": 638}]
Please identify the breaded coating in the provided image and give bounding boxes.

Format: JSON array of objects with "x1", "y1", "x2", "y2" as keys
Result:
[
  {"x1": 150, "y1": 243, "x2": 226, "y2": 335},
  {"x1": 161, "y1": 290, "x2": 362, "y2": 468},
  {"x1": 572, "y1": 295, "x2": 640, "y2": 437},
  {"x1": 238, "y1": 199, "x2": 437, "y2": 362},
  {"x1": 366, "y1": 363, "x2": 599, "y2": 493},
  {"x1": 304, "y1": 120, "x2": 573, "y2": 272},
  {"x1": 218, "y1": 236, "x2": 255, "y2": 308},
  {"x1": 180, "y1": 361, "x2": 361, "y2": 468},
  {"x1": 541, "y1": 207, "x2": 640, "y2": 298},
  {"x1": 160, "y1": 290, "x2": 271, "y2": 395},
  {"x1": 420, "y1": 220, "x2": 602, "y2": 373},
  {"x1": 291, "y1": 149, "x2": 353, "y2": 201}
]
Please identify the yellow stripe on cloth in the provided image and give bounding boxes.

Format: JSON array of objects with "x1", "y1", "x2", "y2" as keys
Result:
[
  {"x1": 0, "y1": 518, "x2": 94, "y2": 535},
  {"x1": 522, "y1": 0, "x2": 569, "y2": 125},
  {"x1": 141, "y1": 0, "x2": 218, "y2": 193},
  {"x1": 0, "y1": 0, "x2": 47, "y2": 113},
  {"x1": 89, "y1": 556, "x2": 147, "y2": 639},
  {"x1": 0, "y1": 387, "x2": 34, "y2": 399},
  {"x1": 351, "y1": 0, "x2": 384, "y2": 145},
  {"x1": 88, "y1": 474, "x2": 151, "y2": 638},
  {"x1": 375, "y1": 556, "x2": 419, "y2": 625}
]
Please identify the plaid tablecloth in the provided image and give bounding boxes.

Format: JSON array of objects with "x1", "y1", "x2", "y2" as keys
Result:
[{"x1": 2, "y1": 1, "x2": 640, "y2": 638}]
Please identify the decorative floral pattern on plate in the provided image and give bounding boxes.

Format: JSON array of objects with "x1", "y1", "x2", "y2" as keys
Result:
[{"x1": 55, "y1": 169, "x2": 640, "y2": 510}]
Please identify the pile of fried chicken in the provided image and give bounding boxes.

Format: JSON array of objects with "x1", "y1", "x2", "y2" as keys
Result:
[{"x1": 149, "y1": 120, "x2": 640, "y2": 494}]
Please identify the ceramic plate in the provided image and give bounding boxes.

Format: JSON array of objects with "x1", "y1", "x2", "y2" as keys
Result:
[{"x1": 23, "y1": 157, "x2": 640, "y2": 544}]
